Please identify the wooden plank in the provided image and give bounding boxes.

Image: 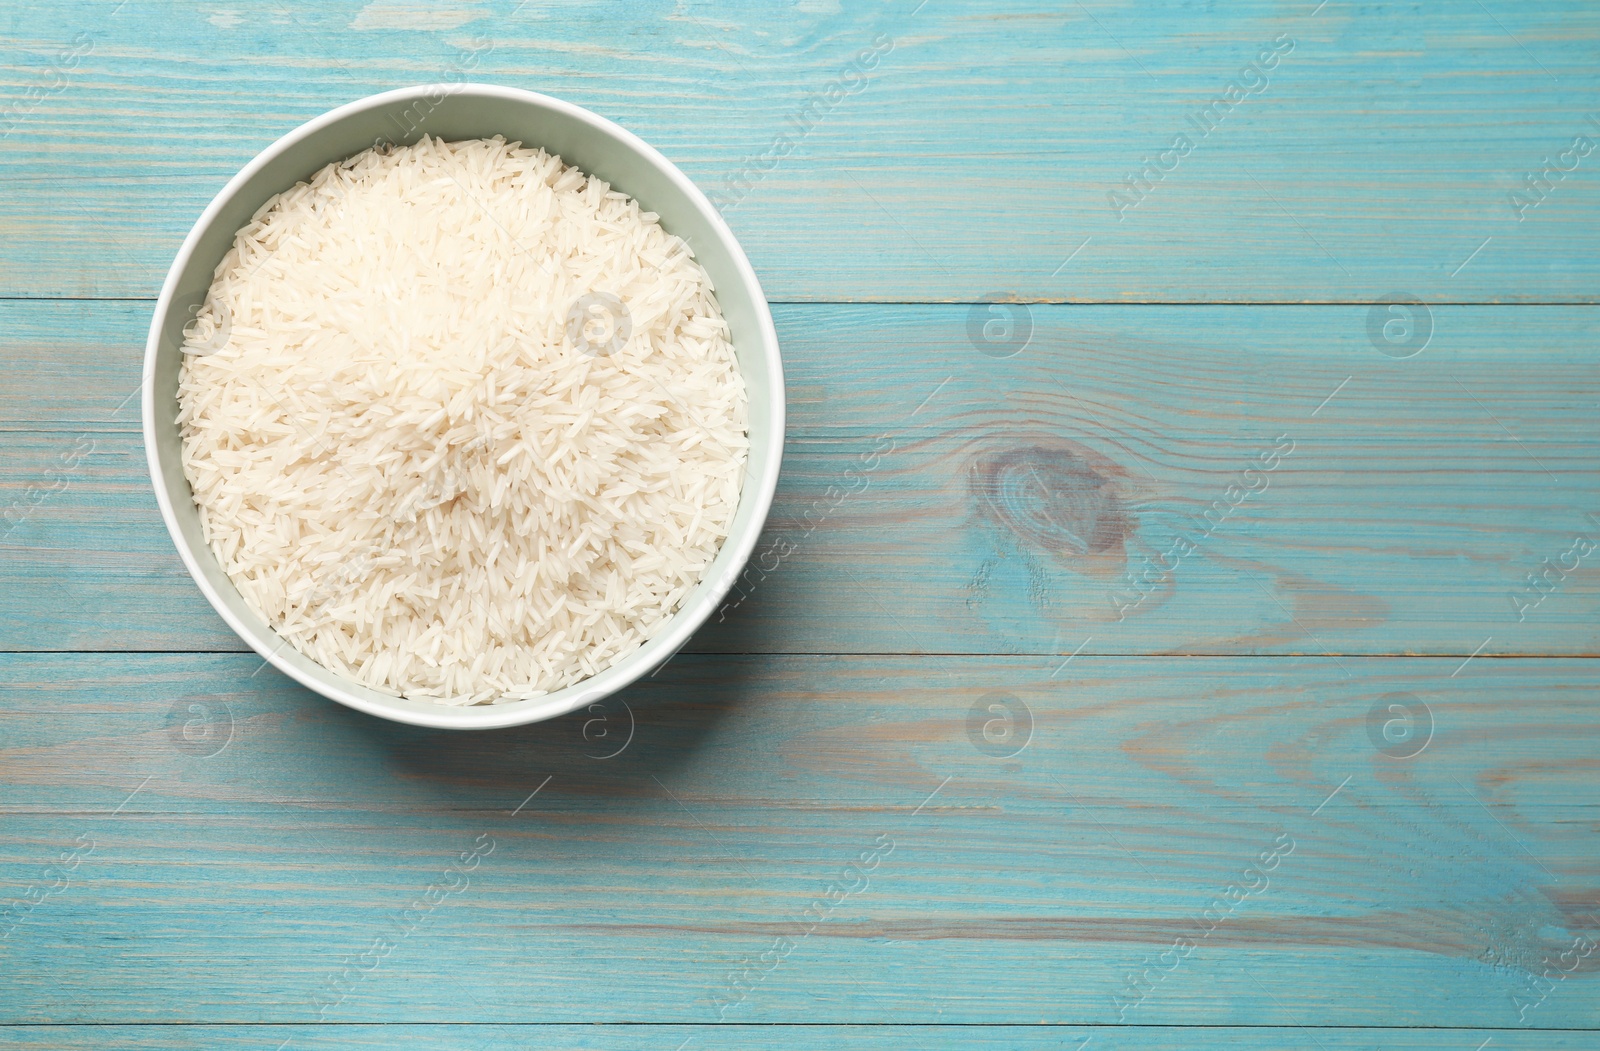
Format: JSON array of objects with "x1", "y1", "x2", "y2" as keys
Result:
[
  {"x1": 6, "y1": 652, "x2": 1598, "y2": 813},
  {"x1": 2, "y1": 301, "x2": 1596, "y2": 654},
  {"x1": 2, "y1": 1026, "x2": 1598, "y2": 1051},
  {"x1": 1, "y1": 653, "x2": 1596, "y2": 1026},
  {"x1": 2, "y1": 1, "x2": 1599, "y2": 301}
]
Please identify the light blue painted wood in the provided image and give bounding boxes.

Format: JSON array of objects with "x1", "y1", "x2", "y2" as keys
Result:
[
  {"x1": 2, "y1": 1026, "x2": 1599, "y2": 1050},
  {"x1": 2, "y1": 301, "x2": 1597, "y2": 655},
  {"x1": 1, "y1": 653, "x2": 1597, "y2": 1026},
  {"x1": 1, "y1": 1, "x2": 1598, "y2": 301},
  {"x1": 1, "y1": 0, "x2": 1597, "y2": 1043},
  {"x1": 7, "y1": 1026, "x2": 1600, "y2": 1050}
]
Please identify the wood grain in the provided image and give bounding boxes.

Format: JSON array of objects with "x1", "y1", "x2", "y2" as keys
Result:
[
  {"x1": 1, "y1": 653, "x2": 1597, "y2": 1026},
  {"x1": 1, "y1": 1, "x2": 1598, "y2": 301},
  {"x1": 3, "y1": 0, "x2": 1598, "y2": 1043},
  {"x1": 2, "y1": 1027, "x2": 1598, "y2": 1050},
  {"x1": 2, "y1": 301, "x2": 1595, "y2": 655}
]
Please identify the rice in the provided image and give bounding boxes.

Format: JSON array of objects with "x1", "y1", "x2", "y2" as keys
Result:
[{"x1": 175, "y1": 135, "x2": 748, "y2": 705}]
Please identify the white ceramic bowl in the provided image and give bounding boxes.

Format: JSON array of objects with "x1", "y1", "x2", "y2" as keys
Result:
[{"x1": 143, "y1": 84, "x2": 784, "y2": 730}]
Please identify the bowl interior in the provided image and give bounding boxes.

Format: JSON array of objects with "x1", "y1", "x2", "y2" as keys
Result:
[{"x1": 147, "y1": 85, "x2": 780, "y2": 729}]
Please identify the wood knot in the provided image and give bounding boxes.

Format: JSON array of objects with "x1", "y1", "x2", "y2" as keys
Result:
[{"x1": 969, "y1": 441, "x2": 1129, "y2": 559}]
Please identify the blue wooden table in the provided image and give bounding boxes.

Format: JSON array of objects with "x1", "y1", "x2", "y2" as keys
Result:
[{"x1": 3, "y1": 1, "x2": 1599, "y2": 1047}]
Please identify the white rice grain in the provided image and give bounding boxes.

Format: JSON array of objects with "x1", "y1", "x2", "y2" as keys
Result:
[{"x1": 176, "y1": 135, "x2": 748, "y2": 705}]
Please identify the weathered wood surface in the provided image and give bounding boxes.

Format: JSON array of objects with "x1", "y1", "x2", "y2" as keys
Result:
[
  {"x1": 4, "y1": 1027, "x2": 1600, "y2": 1050},
  {"x1": 1, "y1": 653, "x2": 1598, "y2": 1027},
  {"x1": 2, "y1": 1, "x2": 1599, "y2": 301},
  {"x1": 2, "y1": 0, "x2": 1597, "y2": 1045},
  {"x1": 3, "y1": 301, "x2": 1596, "y2": 655}
]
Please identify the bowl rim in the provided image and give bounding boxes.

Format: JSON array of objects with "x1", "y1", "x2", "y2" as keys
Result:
[{"x1": 142, "y1": 82, "x2": 784, "y2": 730}]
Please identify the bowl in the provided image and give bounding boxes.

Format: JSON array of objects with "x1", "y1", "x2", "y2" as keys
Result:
[{"x1": 142, "y1": 84, "x2": 784, "y2": 730}]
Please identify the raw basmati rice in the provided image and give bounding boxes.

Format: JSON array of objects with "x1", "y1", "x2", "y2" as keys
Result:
[{"x1": 176, "y1": 135, "x2": 748, "y2": 705}]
